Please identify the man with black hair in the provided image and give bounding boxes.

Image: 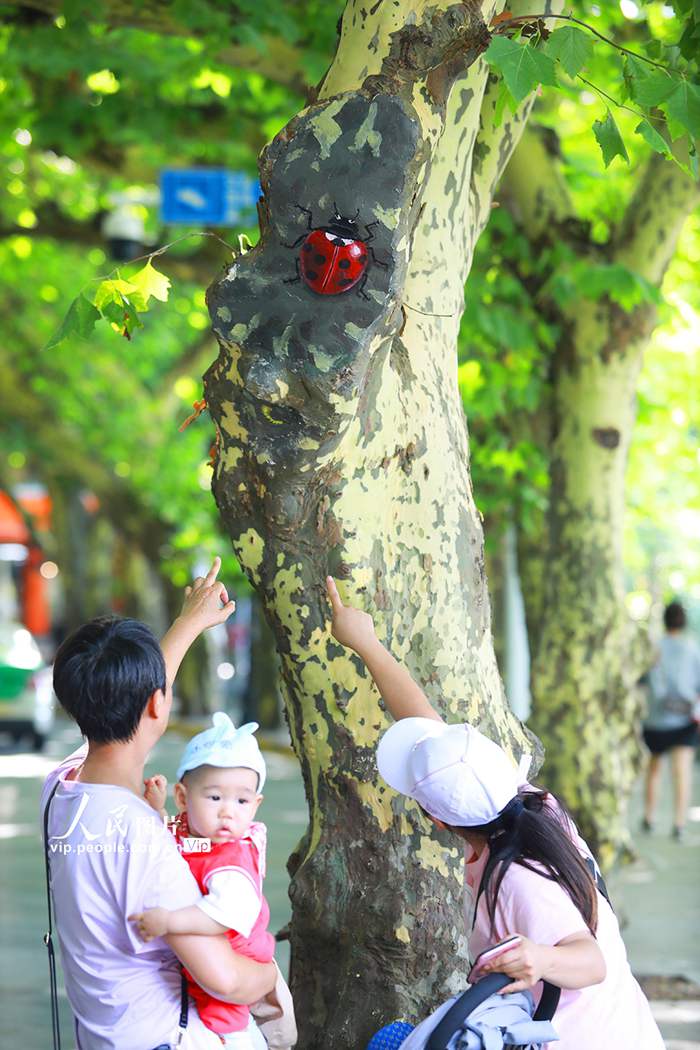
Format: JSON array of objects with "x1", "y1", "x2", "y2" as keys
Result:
[{"x1": 40, "y1": 557, "x2": 277, "y2": 1050}]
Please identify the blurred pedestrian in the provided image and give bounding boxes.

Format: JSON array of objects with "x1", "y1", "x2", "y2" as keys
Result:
[{"x1": 642, "y1": 600, "x2": 700, "y2": 840}]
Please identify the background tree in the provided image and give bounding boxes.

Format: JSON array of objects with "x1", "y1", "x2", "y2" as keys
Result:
[{"x1": 458, "y1": 8, "x2": 699, "y2": 854}]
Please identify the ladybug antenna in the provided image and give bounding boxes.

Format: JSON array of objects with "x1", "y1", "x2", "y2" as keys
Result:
[
  {"x1": 352, "y1": 208, "x2": 360, "y2": 221},
  {"x1": 333, "y1": 200, "x2": 340, "y2": 217}
]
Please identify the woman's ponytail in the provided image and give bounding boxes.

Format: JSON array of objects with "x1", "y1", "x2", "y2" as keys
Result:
[{"x1": 468, "y1": 788, "x2": 598, "y2": 937}]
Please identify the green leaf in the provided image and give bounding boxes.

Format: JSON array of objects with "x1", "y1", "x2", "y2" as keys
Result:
[
  {"x1": 44, "y1": 294, "x2": 101, "y2": 350},
  {"x1": 592, "y1": 109, "x2": 629, "y2": 168},
  {"x1": 665, "y1": 80, "x2": 700, "y2": 139},
  {"x1": 493, "y1": 81, "x2": 516, "y2": 127},
  {"x1": 565, "y1": 261, "x2": 661, "y2": 310},
  {"x1": 484, "y1": 36, "x2": 557, "y2": 105},
  {"x1": 634, "y1": 119, "x2": 672, "y2": 157},
  {"x1": 545, "y1": 26, "x2": 593, "y2": 79},
  {"x1": 127, "y1": 260, "x2": 171, "y2": 310},
  {"x1": 629, "y1": 69, "x2": 678, "y2": 108},
  {"x1": 120, "y1": 297, "x2": 144, "y2": 338},
  {"x1": 677, "y1": 18, "x2": 700, "y2": 61},
  {"x1": 94, "y1": 277, "x2": 138, "y2": 313},
  {"x1": 93, "y1": 276, "x2": 146, "y2": 337}
]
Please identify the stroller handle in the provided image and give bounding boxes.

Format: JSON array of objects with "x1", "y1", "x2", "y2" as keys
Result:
[{"x1": 425, "y1": 972, "x2": 561, "y2": 1050}]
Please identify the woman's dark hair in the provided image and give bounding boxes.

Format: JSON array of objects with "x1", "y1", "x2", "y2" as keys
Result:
[
  {"x1": 463, "y1": 788, "x2": 598, "y2": 936},
  {"x1": 664, "y1": 601, "x2": 686, "y2": 631},
  {"x1": 53, "y1": 616, "x2": 166, "y2": 744}
]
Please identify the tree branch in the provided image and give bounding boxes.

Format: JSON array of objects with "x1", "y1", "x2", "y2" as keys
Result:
[
  {"x1": 497, "y1": 124, "x2": 577, "y2": 242},
  {"x1": 0, "y1": 204, "x2": 231, "y2": 284},
  {"x1": 467, "y1": 0, "x2": 566, "y2": 249},
  {"x1": 612, "y1": 150, "x2": 699, "y2": 284}
]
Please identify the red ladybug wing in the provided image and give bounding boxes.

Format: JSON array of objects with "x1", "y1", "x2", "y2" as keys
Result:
[
  {"x1": 300, "y1": 229, "x2": 337, "y2": 293},
  {"x1": 327, "y1": 241, "x2": 368, "y2": 294}
]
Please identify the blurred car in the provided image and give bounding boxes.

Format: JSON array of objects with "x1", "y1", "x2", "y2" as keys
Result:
[{"x1": 0, "y1": 623, "x2": 54, "y2": 750}]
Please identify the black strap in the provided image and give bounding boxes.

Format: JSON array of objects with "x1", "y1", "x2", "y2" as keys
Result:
[
  {"x1": 585, "y1": 855, "x2": 614, "y2": 911},
  {"x1": 178, "y1": 967, "x2": 189, "y2": 1034},
  {"x1": 43, "y1": 779, "x2": 63, "y2": 1050},
  {"x1": 425, "y1": 972, "x2": 560, "y2": 1050}
]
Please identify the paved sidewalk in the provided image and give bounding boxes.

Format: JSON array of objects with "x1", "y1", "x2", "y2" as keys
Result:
[{"x1": 609, "y1": 756, "x2": 700, "y2": 1048}]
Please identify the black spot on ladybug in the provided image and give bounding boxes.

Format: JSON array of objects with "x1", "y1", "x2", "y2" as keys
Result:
[
  {"x1": 359, "y1": 254, "x2": 367, "y2": 263},
  {"x1": 332, "y1": 238, "x2": 343, "y2": 245},
  {"x1": 303, "y1": 243, "x2": 312, "y2": 252},
  {"x1": 338, "y1": 259, "x2": 351, "y2": 269},
  {"x1": 338, "y1": 278, "x2": 353, "y2": 287},
  {"x1": 307, "y1": 270, "x2": 318, "y2": 281},
  {"x1": 314, "y1": 253, "x2": 326, "y2": 264}
]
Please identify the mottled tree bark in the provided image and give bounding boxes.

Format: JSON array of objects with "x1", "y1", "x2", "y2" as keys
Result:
[
  {"x1": 501, "y1": 130, "x2": 699, "y2": 864},
  {"x1": 203, "y1": 2, "x2": 557, "y2": 1044}
]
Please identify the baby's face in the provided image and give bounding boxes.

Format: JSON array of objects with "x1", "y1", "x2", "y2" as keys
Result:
[{"x1": 177, "y1": 765, "x2": 262, "y2": 843}]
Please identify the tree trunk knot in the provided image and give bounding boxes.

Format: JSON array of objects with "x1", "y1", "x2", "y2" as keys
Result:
[{"x1": 591, "y1": 427, "x2": 621, "y2": 449}]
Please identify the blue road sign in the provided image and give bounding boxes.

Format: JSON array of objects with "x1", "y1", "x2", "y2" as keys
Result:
[{"x1": 160, "y1": 169, "x2": 261, "y2": 225}]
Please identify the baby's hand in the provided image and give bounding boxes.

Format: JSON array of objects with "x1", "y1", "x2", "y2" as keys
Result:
[
  {"x1": 143, "y1": 774, "x2": 168, "y2": 813},
  {"x1": 326, "y1": 576, "x2": 377, "y2": 653},
  {"x1": 128, "y1": 907, "x2": 171, "y2": 942}
]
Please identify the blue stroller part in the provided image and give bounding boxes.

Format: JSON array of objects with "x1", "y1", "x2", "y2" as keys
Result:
[{"x1": 367, "y1": 973, "x2": 560, "y2": 1050}]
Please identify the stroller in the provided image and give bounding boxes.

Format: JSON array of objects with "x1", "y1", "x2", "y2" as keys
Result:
[{"x1": 367, "y1": 972, "x2": 560, "y2": 1050}]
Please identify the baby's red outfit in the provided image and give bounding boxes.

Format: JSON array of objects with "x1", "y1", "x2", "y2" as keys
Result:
[{"x1": 175, "y1": 815, "x2": 275, "y2": 1036}]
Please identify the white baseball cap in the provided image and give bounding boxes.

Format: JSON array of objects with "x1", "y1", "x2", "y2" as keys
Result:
[
  {"x1": 176, "y1": 712, "x2": 267, "y2": 790},
  {"x1": 376, "y1": 718, "x2": 525, "y2": 826}
]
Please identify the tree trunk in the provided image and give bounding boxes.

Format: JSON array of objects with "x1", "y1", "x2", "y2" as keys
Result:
[
  {"x1": 243, "y1": 594, "x2": 282, "y2": 729},
  {"x1": 47, "y1": 480, "x2": 91, "y2": 634},
  {"x1": 501, "y1": 131, "x2": 699, "y2": 864},
  {"x1": 203, "y1": 3, "x2": 554, "y2": 1043},
  {"x1": 161, "y1": 577, "x2": 214, "y2": 717}
]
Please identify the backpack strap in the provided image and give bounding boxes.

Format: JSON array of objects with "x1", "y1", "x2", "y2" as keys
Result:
[
  {"x1": 584, "y1": 855, "x2": 614, "y2": 911},
  {"x1": 43, "y1": 779, "x2": 63, "y2": 1050}
]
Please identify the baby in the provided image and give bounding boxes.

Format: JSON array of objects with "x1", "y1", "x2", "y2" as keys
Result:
[{"x1": 130, "y1": 712, "x2": 296, "y2": 1050}]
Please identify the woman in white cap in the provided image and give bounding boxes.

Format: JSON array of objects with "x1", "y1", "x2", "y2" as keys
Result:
[{"x1": 326, "y1": 578, "x2": 664, "y2": 1050}]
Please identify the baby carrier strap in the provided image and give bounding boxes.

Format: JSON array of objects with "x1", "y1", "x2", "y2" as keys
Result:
[
  {"x1": 425, "y1": 973, "x2": 560, "y2": 1050},
  {"x1": 43, "y1": 779, "x2": 63, "y2": 1050}
]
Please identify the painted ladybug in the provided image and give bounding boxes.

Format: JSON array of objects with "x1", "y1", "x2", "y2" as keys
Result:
[{"x1": 284, "y1": 204, "x2": 386, "y2": 299}]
